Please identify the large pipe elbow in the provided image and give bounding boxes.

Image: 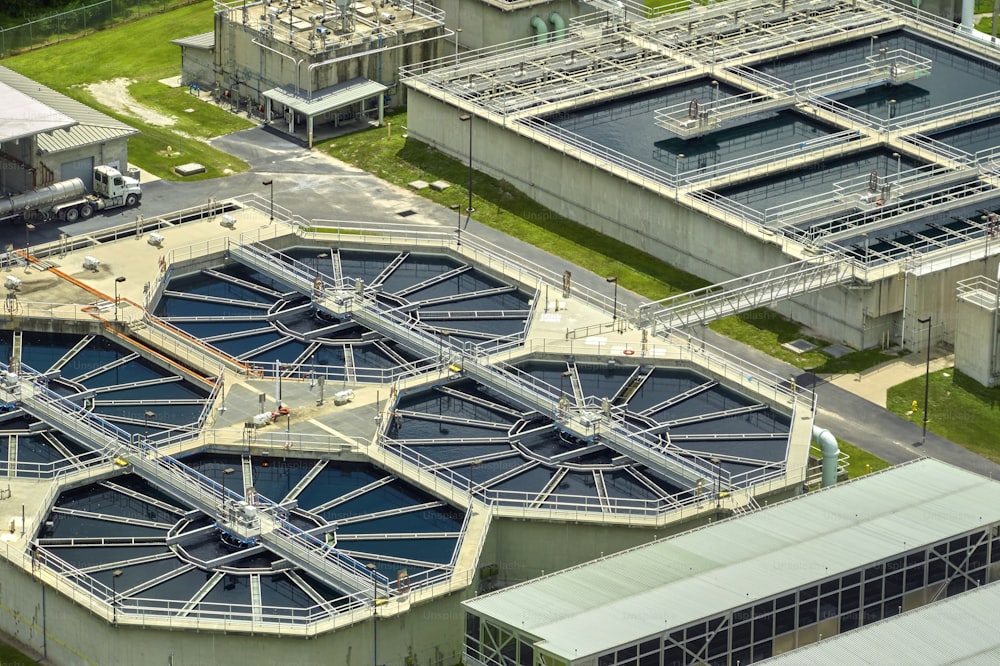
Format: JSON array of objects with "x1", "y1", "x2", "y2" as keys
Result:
[
  {"x1": 530, "y1": 15, "x2": 549, "y2": 46},
  {"x1": 812, "y1": 425, "x2": 840, "y2": 488},
  {"x1": 548, "y1": 12, "x2": 566, "y2": 41}
]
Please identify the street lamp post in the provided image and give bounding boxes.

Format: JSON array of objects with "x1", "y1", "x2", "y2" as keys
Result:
[
  {"x1": 366, "y1": 563, "x2": 379, "y2": 666},
  {"x1": 450, "y1": 204, "x2": 462, "y2": 246},
  {"x1": 262, "y1": 179, "x2": 274, "y2": 223},
  {"x1": 675, "y1": 153, "x2": 685, "y2": 201},
  {"x1": 143, "y1": 410, "x2": 155, "y2": 442},
  {"x1": 606, "y1": 276, "x2": 619, "y2": 323},
  {"x1": 111, "y1": 569, "x2": 123, "y2": 624},
  {"x1": 458, "y1": 115, "x2": 474, "y2": 231},
  {"x1": 24, "y1": 223, "x2": 35, "y2": 272},
  {"x1": 711, "y1": 457, "x2": 722, "y2": 509},
  {"x1": 918, "y1": 315, "x2": 932, "y2": 445},
  {"x1": 114, "y1": 276, "x2": 126, "y2": 321}
]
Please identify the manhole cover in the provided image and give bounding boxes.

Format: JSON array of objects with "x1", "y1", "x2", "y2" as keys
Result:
[
  {"x1": 397, "y1": 210, "x2": 417, "y2": 218},
  {"x1": 781, "y1": 339, "x2": 817, "y2": 354}
]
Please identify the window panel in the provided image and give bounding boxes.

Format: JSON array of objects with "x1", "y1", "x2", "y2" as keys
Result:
[
  {"x1": 842, "y1": 571, "x2": 861, "y2": 587},
  {"x1": 519, "y1": 643, "x2": 533, "y2": 666},
  {"x1": 638, "y1": 653, "x2": 658, "y2": 666},
  {"x1": 820, "y1": 593, "x2": 838, "y2": 620},
  {"x1": 904, "y1": 565, "x2": 925, "y2": 592},
  {"x1": 775, "y1": 593, "x2": 795, "y2": 609},
  {"x1": 639, "y1": 639, "x2": 659, "y2": 655},
  {"x1": 863, "y1": 603, "x2": 882, "y2": 625},
  {"x1": 840, "y1": 611, "x2": 860, "y2": 632},
  {"x1": 863, "y1": 579, "x2": 882, "y2": 606},
  {"x1": 598, "y1": 654, "x2": 615, "y2": 666},
  {"x1": 754, "y1": 600, "x2": 773, "y2": 616},
  {"x1": 753, "y1": 614, "x2": 773, "y2": 641},
  {"x1": 885, "y1": 572, "x2": 903, "y2": 598},
  {"x1": 617, "y1": 645, "x2": 638, "y2": 660},
  {"x1": 775, "y1": 608, "x2": 795, "y2": 635},
  {"x1": 707, "y1": 629, "x2": 728, "y2": 658},
  {"x1": 883, "y1": 598, "x2": 902, "y2": 619},
  {"x1": 821, "y1": 580, "x2": 838, "y2": 595},
  {"x1": 732, "y1": 620, "x2": 752, "y2": 650},
  {"x1": 928, "y1": 556, "x2": 947, "y2": 583},
  {"x1": 840, "y1": 586, "x2": 860, "y2": 613},
  {"x1": 800, "y1": 585, "x2": 818, "y2": 601},
  {"x1": 752, "y1": 641, "x2": 773, "y2": 662},
  {"x1": 663, "y1": 645, "x2": 683, "y2": 666},
  {"x1": 906, "y1": 551, "x2": 926, "y2": 567},
  {"x1": 865, "y1": 564, "x2": 883, "y2": 580},
  {"x1": 799, "y1": 599, "x2": 818, "y2": 627},
  {"x1": 686, "y1": 622, "x2": 707, "y2": 640}
]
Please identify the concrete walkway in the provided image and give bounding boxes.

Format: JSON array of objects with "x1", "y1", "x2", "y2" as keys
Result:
[{"x1": 828, "y1": 350, "x2": 955, "y2": 409}]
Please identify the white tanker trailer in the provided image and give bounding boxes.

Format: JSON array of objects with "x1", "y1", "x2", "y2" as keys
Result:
[{"x1": 0, "y1": 165, "x2": 141, "y2": 223}]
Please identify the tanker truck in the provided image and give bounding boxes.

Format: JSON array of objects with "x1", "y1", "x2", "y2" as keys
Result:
[{"x1": 0, "y1": 165, "x2": 141, "y2": 224}]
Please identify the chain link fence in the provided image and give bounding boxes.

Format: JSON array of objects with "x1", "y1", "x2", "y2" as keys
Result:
[{"x1": 0, "y1": 0, "x2": 200, "y2": 57}]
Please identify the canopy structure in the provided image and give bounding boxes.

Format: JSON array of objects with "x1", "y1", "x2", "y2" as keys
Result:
[{"x1": 263, "y1": 77, "x2": 388, "y2": 146}]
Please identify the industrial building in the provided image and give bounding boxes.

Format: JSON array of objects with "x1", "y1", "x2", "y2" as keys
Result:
[
  {"x1": 462, "y1": 457, "x2": 1000, "y2": 666},
  {"x1": 174, "y1": 0, "x2": 447, "y2": 143},
  {"x1": 402, "y1": 0, "x2": 1000, "y2": 382},
  {"x1": 0, "y1": 201, "x2": 825, "y2": 665},
  {"x1": 0, "y1": 65, "x2": 137, "y2": 194}
]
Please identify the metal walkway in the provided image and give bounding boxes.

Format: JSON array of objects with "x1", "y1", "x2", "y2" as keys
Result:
[
  {"x1": 228, "y1": 240, "x2": 720, "y2": 489},
  {"x1": 637, "y1": 255, "x2": 854, "y2": 334}
]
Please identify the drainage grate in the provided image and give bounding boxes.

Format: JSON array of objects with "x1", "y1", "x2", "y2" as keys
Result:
[{"x1": 397, "y1": 210, "x2": 417, "y2": 218}]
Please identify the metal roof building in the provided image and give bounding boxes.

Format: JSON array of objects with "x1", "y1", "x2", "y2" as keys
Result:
[
  {"x1": 463, "y1": 458, "x2": 1000, "y2": 666},
  {"x1": 0, "y1": 65, "x2": 137, "y2": 192},
  {"x1": 758, "y1": 580, "x2": 1000, "y2": 666}
]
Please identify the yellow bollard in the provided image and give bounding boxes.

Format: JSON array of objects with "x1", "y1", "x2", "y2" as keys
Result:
[
  {"x1": 865, "y1": 463, "x2": 871, "y2": 475},
  {"x1": 911, "y1": 399, "x2": 918, "y2": 412},
  {"x1": 387, "y1": 121, "x2": 392, "y2": 139}
]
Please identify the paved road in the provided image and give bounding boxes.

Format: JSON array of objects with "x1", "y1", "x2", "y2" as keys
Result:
[{"x1": 27, "y1": 125, "x2": 1000, "y2": 480}]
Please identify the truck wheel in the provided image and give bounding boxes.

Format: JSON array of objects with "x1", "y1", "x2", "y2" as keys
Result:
[
  {"x1": 64, "y1": 207, "x2": 80, "y2": 223},
  {"x1": 79, "y1": 203, "x2": 95, "y2": 219},
  {"x1": 126, "y1": 193, "x2": 138, "y2": 207}
]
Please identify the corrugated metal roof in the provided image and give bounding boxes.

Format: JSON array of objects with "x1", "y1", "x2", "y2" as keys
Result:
[
  {"x1": 263, "y1": 77, "x2": 387, "y2": 116},
  {"x1": 464, "y1": 459, "x2": 1000, "y2": 660},
  {"x1": 0, "y1": 66, "x2": 137, "y2": 153},
  {"x1": 759, "y1": 581, "x2": 1000, "y2": 665},
  {"x1": 0, "y1": 82, "x2": 76, "y2": 142},
  {"x1": 170, "y1": 32, "x2": 215, "y2": 49}
]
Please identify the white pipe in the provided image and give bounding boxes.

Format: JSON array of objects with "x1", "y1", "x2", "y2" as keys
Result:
[
  {"x1": 306, "y1": 30, "x2": 452, "y2": 99},
  {"x1": 961, "y1": 0, "x2": 975, "y2": 32},
  {"x1": 252, "y1": 38, "x2": 304, "y2": 97}
]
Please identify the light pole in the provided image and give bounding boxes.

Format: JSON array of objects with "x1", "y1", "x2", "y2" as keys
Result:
[
  {"x1": 143, "y1": 410, "x2": 155, "y2": 442},
  {"x1": 450, "y1": 204, "x2": 462, "y2": 246},
  {"x1": 262, "y1": 179, "x2": 274, "y2": 223},
  {"x1": 114, "y1": 276, "x2": 126, "y2": 321},
  {"x1": 606, "y1": 276, "x2": 619, "y2": 322},
  {"x1": 24, "y1": 223, "x2": 35, "y2": 272},
  {"x1": 711, "y1": 457, "x2": 722, "y2": 509},
  {"x1": 111, "y1": 569, "x2": 123, "y2": 624},
  {"x1": 366, "y1": 563, "x2": 379, "y2": 666},
  {"x1": 458, "y1": 114, "x2": 474, "y2": 229},
  {"x1": 918, "y1": 315, "x2": 932, "y2": 445}
]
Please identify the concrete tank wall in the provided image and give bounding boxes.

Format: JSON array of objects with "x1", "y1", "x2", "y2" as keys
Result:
[
  {"x1": 954, "y1": 295, "x2": 998, "y2": 387},
  {"x1": 0, "y1": 554, "x2": 470, "y2": 666}
]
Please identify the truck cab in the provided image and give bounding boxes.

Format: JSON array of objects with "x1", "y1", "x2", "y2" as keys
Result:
[{"x1": 93, "y1": 165, "x2": 142, "y2": 207}]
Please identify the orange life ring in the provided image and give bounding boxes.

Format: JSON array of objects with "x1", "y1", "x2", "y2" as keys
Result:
[
  {"x1": 623, "y1": 349, "x2": 635, "y2": 356},
  {"x1": 277, "y1": 406, "x2": 290, "y2": 416},
  {"x1": 688, "y1": 98, "x2": 699, "y2": 119}
]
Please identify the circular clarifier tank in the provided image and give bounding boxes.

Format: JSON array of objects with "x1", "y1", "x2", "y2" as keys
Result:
[
  {"x1": 383, "y1": 360, "x2": 792, "y2": 513},
  {"x1": 153, "y1": 247, "x2": 535, "y2": 375},
  {"x1": 35, "y1": 453, "x2": 467, "y2": 623}
]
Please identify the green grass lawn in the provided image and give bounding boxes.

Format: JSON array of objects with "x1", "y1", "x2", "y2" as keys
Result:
[
  {"x1": 0, "y1": 641, "x2": 36, "y2": 665},
  {"x1": 887, "y1": 368, "x2": 1000, "y2": 464},
  {"x1": 838, "y1": 439, "x2": 891, "y2": 478},
  {"x1": 0, "y1": 0, "x2": 251, "y2": 180}
]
